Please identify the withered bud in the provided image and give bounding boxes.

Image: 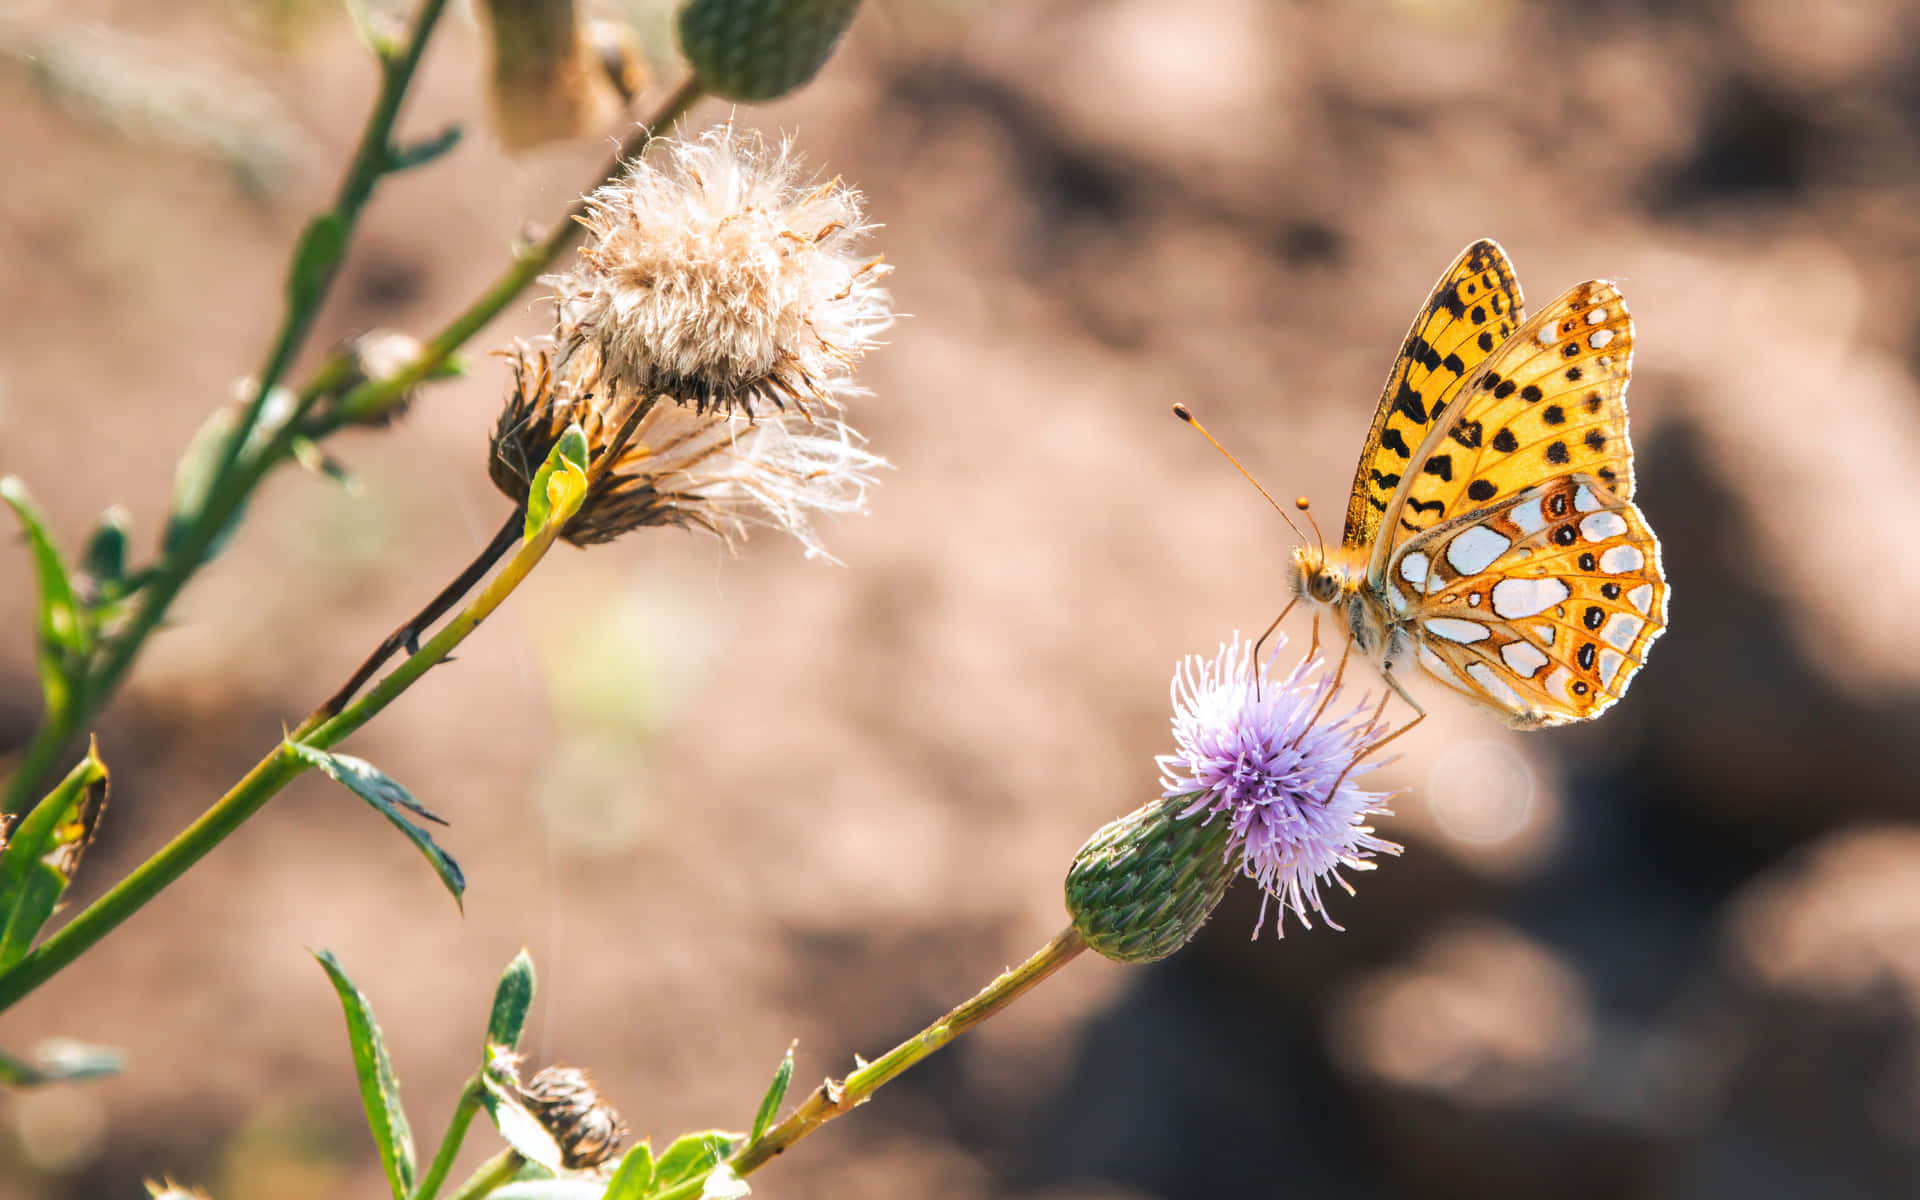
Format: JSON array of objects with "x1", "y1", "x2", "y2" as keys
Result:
[
  {"x1": 517, "y1": 1065, "x2": 628, "y2": 1170},
  {"x1": 328, "y1": 329, "x2": 426, "y2": 427}
]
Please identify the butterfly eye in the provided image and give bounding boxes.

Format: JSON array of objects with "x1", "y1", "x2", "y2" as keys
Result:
[{"x1": 1310, "y1": 571, "x2": 1341, "y2": 603}]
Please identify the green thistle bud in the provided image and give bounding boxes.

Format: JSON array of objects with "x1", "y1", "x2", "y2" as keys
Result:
[
  {"x1": 1065, "y1": 795, "x2": 1236, "y2": 965},
  {"x1": 677, "y1": 0, "x2": 862, "y2": 102}
]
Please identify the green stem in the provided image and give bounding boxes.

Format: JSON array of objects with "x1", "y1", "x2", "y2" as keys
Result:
[
  {"x1": 0, "y1": 69, "x2": 707, "y2": 817},
  {"x1": 411, "y1": 1075, "x2": 485, "y2": 1200},
  {"x1": 711, "y1": 928, "x2": 1088, "y2": 1185},
  {"x1": 317, "y1": 74, "x2": 707, "y2": 430},
  {"x1": 0, "y1": 0, "x2": 451, "y2": 818},
  {"x1": 446, "y1": 1149, "x2": 525, "y2": 1200},
  {"x1": 0, "y1": 513, "x2": 575, "y2": 1014}
]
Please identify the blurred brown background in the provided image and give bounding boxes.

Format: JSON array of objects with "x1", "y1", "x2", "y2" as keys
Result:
[{"x1": 6, "y1": 0, "x2": 1920, "y2": 1197}]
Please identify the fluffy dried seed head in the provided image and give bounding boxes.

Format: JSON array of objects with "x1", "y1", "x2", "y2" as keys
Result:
[
  {"x1": 551, "y1": 124, "x2": 891, "y2": 417},
  {"x1": 517, "y1": 1065, "x2": 627, "y2": 1170},
  {"x1": 489, "y1": 344, "x2": 883, "y2": 555}
]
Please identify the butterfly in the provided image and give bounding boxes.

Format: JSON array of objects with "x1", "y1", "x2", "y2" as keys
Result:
[{"x1": 1283, "y1": 239, "x2": 1668, "y2": 729}]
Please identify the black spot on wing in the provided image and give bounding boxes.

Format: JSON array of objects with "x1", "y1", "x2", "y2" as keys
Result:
[
  {"x1": 1546, "y1": 440, "x2": 1570, "y2": 465},
  {"x1": 1407, "y1": 497, "x2": 1445, "y2": 516},
  {"x1": 1392, "y1": 381, "x2": 1427, "y2": 424},
  {"x1": 1491, "y1": 427, "x2": 1519, "y2": 453},
  {"x1": 1409, "y1": 335, "x2": 1442, "y2": 372},
  {"x1": 1449, "y1": 419, "x2": 1482, "y2": 449},
  {"x1": 1467, "y1": 479, "x2": 1496, "y2": 502},
  {"x1": 1422, "y1": 454, "x2": 1454, "y2": 481},
  {"x1": 1380, "y1": 427, "x2": 1413, "y2": 459}
]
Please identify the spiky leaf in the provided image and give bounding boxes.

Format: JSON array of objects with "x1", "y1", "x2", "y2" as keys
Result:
[
  {"x1": 0, "y1": 740, "x2": 108, "y2": 968},
  {"x1": 286, "y1": 742, "x2": 465, "y2": 908},
  {"x1": 314, "y1": 949, "x2": 416, "y2": 1199},
  {"x1": 0, "y1": 1038, "x2": 124, "y2": 1087},
  {"x1": 749, "y1": 1044, "x2": 793, "y2": 1145},
  {"x1": 652, "y1": 1132, "x2": 738, "y2": 1192},
  {"x1": 603, "y1": 1143, "x2": 656, "y2": 1199},
  {"x1": 1, "y1": 477, "x2": 90, "y2": 719},
  {"x1": 488, "y1": 949, "x2": 538, "y2": 1053}
]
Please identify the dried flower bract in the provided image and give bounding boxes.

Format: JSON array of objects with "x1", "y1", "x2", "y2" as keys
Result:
[
  {"x1": 490, "y1": 345, "x2": 882, "y2": 554},
  {"x1": 553, "y1": 125, "x2": 891, "y2": 417}
]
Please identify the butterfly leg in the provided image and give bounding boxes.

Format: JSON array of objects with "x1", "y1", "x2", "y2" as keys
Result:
[
  {"x1": 1311, "y1": 633, "x2": 1355, "y2": 726},
  {"x1": 1250, "y1": 595, "x2": 1298, "y2": 700},
  {"x1": 1321, "y1": 703, "x2": 1426, "y2": 803},
  {"x1": 1381, "y1": 663, "x2": 1427, "y2": 721}
]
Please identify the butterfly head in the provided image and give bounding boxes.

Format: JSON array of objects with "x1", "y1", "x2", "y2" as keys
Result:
[{"x1": 1286, "y1": 545, "x2": 1346, "y2": 607}]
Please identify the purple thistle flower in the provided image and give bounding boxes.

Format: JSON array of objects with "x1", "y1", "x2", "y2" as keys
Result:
[{"x1": 1158, "y1": 633, "x2": 1401, "y2": 937}]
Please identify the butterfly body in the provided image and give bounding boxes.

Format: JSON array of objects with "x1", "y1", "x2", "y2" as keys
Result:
[{"x1": 1289, "y1": 240, "x2": 1669, "y2": 729}]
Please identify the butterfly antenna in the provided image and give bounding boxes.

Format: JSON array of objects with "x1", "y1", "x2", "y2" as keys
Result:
[
  {"x1": 1173, "y1": 405, "x2": 1308, "y2": 543},
  {"x1": 1296, "y1": 496, "x2": 1328, "y2": 562}
]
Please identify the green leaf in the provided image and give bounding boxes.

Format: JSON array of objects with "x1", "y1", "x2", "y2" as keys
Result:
[
  {"x1": 0, "y1": 1037, "x2": 125, "y2": 1087},
  {"x1": 1, "y1": 477, "x2": 91, "y2": 720},
  {"x1": 386, "y1": 125, "x2": 463, "y2": 173},
  {"x1": 487, "y1": 950, "x2": 537, "y2": 1053},
  {"x1": 314, "y1": 949, "x2": 416, "y2": 1199},
  {"x1": 289, "y1": 213, "x2": 348, "y2": 312},
  {"x1": 603, "y1": 1143, "x2": 655, "y2": 1200},
  {"x1": 651, "y1": 1132, "x2": 737, "y2": 1192},
  {"x1": 524, "y1": 424, "x2": 590, "y2": 540},
  {"x1": 163, "y1": 398, "x2": 289, "y2": 561},
  {"x1": 749, "y1": 1044, "x2": 793, "y2": 1145},
  {"x1": 479, "y1": 1070, "x2": 567, "y2": 1173},
  {"x1": 80, "y1": 505, "x2": 131, "y2": 594},
  {"x1": 0, "y1": 740, "x2": 108, "y2": 969},
  {"x1": 286, "y1": 742, "x2": 465, "y2": 908}
]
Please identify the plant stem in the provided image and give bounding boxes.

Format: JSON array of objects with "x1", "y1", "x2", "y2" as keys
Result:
[
  {"x1": 0, "y1": 0, "x2": 451, "y2": 818},
  {"x1": 0, "y1": 511, "x2": 576, "y2": 1014},
  {"x1": 0, "y1": 74, "x2": 706, "y2": 815},
  {"x1": 313, "y1": 74, "x2": 707, "y2": 431},
  {"x1": 720, "y1": 928, "x2": 1088, "y2": 1182},
  {"x1": 311, "y1": 510, "x2": 524, "y2": 723},
  {"x1": 446, "y1": 1149, "x2": 525, "y2": 1200},
  {"x1": 411, "y1": 1075, "x2": 485, "y2": 1200}
]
